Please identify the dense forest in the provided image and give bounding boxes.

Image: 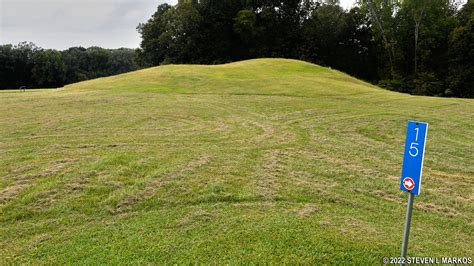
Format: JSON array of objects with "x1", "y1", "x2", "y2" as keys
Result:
[
  {"x1": 0, "y1": 43, "x2": 138, "y2": 90},
  {"x1": 137, "y1": 0, "x2": 473, "y2": 98},
  {"x1": 1, "y1": 0, "x2": 472, "y2": 98}
]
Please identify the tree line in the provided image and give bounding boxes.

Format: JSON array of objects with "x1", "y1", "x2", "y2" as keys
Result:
[
  {"x1": 137, "y1": 0, "x2": 473, "y2": 98},
  {"x1": 1, "y1": 0, "x2": 472, "y2": 98},
  {"x1": 0, "y1": 43, "x2": 138, "y2": 90}
]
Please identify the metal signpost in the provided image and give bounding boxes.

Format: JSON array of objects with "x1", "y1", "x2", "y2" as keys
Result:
[{"x1": 399, "y1": 121, "x2": 428, "y2": 264}]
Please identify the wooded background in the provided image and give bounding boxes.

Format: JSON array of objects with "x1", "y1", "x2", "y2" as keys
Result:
[{"x1": 1, "y1": 0, "x2": 472, "y2": 98}]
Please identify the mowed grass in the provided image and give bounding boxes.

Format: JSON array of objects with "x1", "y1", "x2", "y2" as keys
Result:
[{"x1": 0, "y1": 59, "x2": 472, "y2": 263}]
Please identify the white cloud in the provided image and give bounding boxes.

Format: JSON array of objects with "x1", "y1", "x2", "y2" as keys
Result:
[{"x1": 0, "y1": 0, "x2": 176, "y2": 49}]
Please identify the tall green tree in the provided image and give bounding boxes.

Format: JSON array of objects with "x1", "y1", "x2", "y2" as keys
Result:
[
  {"x1": 137, "y1": 4, "x2": 173, "y2": 66},
  {"x1": 448, "y1": 0, "x2": 474, "y2": 98},
  {"x1": 61, "y1": 47, "x2": 89, "y2": 83},
  {"x1": 0, "y1": 42, "x2": 38, "y2": 89},
  {"x1": 32, "y1": 49, "x2": 66, "y2": 88},
  {"x1": 359, "y1": 0, "x2": 400, "y2": 78},
  {"x1": 302, "y1": 3, "x2": 345, "y2": 64},
  {"x1": 397, "y1": 0, "x2": 457, "y2": 95}
]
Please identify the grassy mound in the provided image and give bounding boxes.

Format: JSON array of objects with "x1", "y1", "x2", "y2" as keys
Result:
[{"x1": 0, "y1": 59, "x2": 472, "y2": 263}]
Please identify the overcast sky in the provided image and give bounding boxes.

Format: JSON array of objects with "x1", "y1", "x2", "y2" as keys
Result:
[{"x1": 0, "y1": 0, "x2": 357, "y2": 50}]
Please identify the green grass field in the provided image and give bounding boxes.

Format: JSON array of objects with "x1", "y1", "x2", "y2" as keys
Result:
[{"x1": 0, "y1": 59, "x2": 472, "y2": 264}]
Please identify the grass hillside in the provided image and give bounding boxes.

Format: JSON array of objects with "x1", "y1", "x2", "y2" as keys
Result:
[{"x1": 0, "y1": 59, "x2": 472, "y2": 264}]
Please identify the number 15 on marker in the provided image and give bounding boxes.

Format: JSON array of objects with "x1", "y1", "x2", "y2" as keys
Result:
[{"x1": 400, "y1": 121, "x2": 428, "y2": 195}]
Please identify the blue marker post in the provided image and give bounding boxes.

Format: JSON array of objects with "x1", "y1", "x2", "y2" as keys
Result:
[{"x1": 400, "y1": 121, "x2": 428, "y2": 263}]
